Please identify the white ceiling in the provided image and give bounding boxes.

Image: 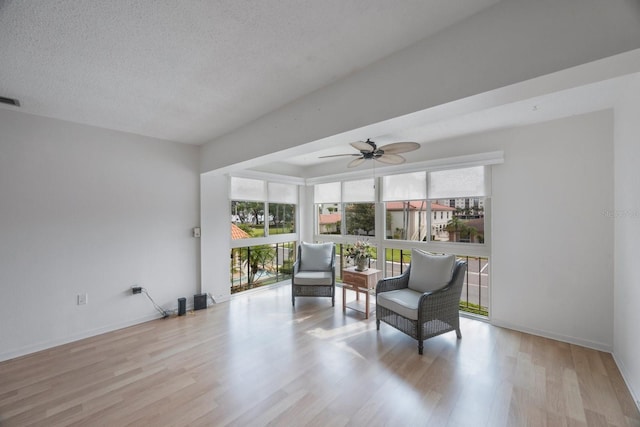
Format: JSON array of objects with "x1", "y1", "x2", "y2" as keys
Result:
[
  {"x1": 2, "y1": 0, "x2": 637, "y2": 176},
  {"x1": 0, "y1": 0, "x2": 499, "y2": 145},
  {"x1": 279, "y1": 75, "x2": 629, "y2": 168},
  {"x1": 247, "y1": 69, "x2": 637, "y2": 178}
]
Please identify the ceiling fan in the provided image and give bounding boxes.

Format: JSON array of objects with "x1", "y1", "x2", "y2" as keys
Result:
[{"x1": 320, "y1": 139, "x2": 420, "y2": 168}]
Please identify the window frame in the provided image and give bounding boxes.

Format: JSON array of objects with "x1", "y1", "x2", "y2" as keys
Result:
[
  {"x1": 230, "y1": 177, "x2": 299, "y2": 248},
  {"x1": 311, "y1": 165, "x2": 492, "y2": 261}
]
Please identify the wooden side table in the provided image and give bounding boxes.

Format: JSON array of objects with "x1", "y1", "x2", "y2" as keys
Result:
[{"x1": 342, "y1": 266, "x2": 381, "y2": 319}]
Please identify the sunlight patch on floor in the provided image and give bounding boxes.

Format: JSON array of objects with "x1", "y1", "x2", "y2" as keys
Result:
[{"x1": 306, "y1": 321, "x2": 368, "y2": 340}]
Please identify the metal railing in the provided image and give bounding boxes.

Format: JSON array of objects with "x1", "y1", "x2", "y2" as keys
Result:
[
  {"x1": 383, "y1": 248, "x2": 489, "y2": 317},
  {"x1": 230, "y1": 241, "x2": 296, "y2": 294},
  {"x1": 457, "y1": 255, "x2": 489, "y2": 316},
  {"x1": 230, "y1": 242, "x2": 489, "y2": 317}
]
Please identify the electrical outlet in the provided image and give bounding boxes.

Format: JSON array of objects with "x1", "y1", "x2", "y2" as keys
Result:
[
  {"x1": 131, "y1": 286, "x2": 142, "y2": 294},
  {"x1": 77, "y1": 293, "x2": 88, "y2": 305}
]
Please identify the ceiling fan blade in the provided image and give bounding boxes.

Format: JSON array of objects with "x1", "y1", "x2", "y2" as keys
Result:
[
  {"x1": 375, "y1": 153, "x2": 406, "y2": 165},
  {"x1": 377, "y1": 142, "x2": 420, "y2": 154},
  {"x1": 347, "y1": 157, "x2": 366, "y2": 168},
  {"x1": 318, "y1": 153, "x2": 361, "y2": 158},
  {"x1": 350, "y1": 140, "x2": 374, "y2": 153}
]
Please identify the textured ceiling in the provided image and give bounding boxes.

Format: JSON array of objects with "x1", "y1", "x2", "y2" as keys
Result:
[{"x1": 0, "y1": 0, "x2": 499, "y2": 144}]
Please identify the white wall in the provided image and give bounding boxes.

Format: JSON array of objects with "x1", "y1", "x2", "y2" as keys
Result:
[
  {"x1": 0, "y1": 110, "x2": 200, "y2": 361},
  {"x1": 613, "y1": 74, "x2": 640, "y2": 405},
  {"x1": 410, "y1": 111, "x2": 614, "y2": 350},
  {"x1": 201, "y1": 0, "x2": 640, "y2": 173},
  {"x1": 200, "y1": 172, "x2": 231, "y2": 303},
  {"x1": 490, "y1": 113, "x2": 614, "y2": 350}
]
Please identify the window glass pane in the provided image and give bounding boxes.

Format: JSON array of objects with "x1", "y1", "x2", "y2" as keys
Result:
[
  {"x1": 230, "y1": 177, "x2": 266, "y2": 201},
  {"x1": 382, "y1": 171, "x2": 426, "y2": 201},
  {"x1": 314, "y1": 182, "x2": 341, "y2": 203},
  {"x1": 432, "y1": 198, "x2": 486, "y2": 244},
  {"x1": 316, "y1": 203, "x2": 341, "y2": 235},
  {"x1": 345, "y1": 203, "x2": 375, "y2": 236},
  {"x1": 428, "y1": 166, "x2": 490, "y2": 199},
  {"x1": 230, "y1": 200, "x2": 265, "y2": 238},
  {"x1": 268, "y1": 182, "x2": 297, "y2": 203},
  {"x1": 268, "y1": 203, "x2": 296, "y2": 235},
  {"x1": 343, "y1": 178, "x2": 375, "y2": 202},
  {"x1": 385, "y1": 200, "x2": 428, "y2": 241}
]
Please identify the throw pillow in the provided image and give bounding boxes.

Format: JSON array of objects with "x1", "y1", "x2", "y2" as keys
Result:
[
  {"x1": 300, "y1": 242, "x2": 334, "y2": 271},
  {"x1": 407, "y1": 249, "x2": 455, "y2": 293}
]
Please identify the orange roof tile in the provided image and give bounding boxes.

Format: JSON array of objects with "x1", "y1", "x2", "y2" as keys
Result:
[
  {"x1": 319, "y1": 213, "x2": 341, "y2": 225},
  {"x1": 231, "y1": 223, "x2": 251, "y2": 239}
]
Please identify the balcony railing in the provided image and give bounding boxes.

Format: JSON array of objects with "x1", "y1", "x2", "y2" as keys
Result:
[
  {"x1": 230, "y1": 241, "x2": 296, "y2": 294},
  {"x1": 456, "y1": 255, "x2": 489, "y2": 316},
  {"x1": 382, "y1": 248, "x2": 489, "y2": 317},
  {"x1": 230, "y1": 241, "x2": 489, "y2": 317}
]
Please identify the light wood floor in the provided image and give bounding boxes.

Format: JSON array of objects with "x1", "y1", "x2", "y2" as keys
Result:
[{"x1": 1, "y1": 284, "x2": 639, "y2": 427}]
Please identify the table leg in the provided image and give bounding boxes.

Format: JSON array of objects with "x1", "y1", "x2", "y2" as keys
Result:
[
  {"x1": 365, "y1": 289, "x2": 370, "y2": 319},
  {"x1": 342, "y1": 285, "x2": 346, "y2": 311}
]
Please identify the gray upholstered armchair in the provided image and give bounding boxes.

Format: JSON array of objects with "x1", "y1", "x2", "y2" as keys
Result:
[
  {"x1": 376, "y1": 249, "x2": 467, "y2": 354},
  {"x1": 292, "y1": 242, "x2": 336, "y2": 306}
]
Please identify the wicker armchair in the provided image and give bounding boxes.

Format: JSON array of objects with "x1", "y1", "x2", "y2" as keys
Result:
[
  {"x1": 376, "y1": 252, "x2": 467, "y2": 354},
  {"x1": 292, "y1": 242, "x2": 336, "y2": 306}
]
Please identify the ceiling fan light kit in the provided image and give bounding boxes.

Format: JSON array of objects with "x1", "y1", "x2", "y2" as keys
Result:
[{"x1": 320, "y1": 138, "x2": 420, "y2": 168}]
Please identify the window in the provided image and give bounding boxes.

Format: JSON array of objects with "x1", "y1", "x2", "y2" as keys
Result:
[
  {"x1": 314, "y1": 165, "x2": 491, "y2": 245},
  {"x1": 345, "y1": 203, "x2": 375, "y2": 236},
  {"x1": 268, "y1": 203, "x2": 295, "y2": 235},
  {"x1": 267, "y1": 182, "x2": 297, "y2": 235},
  {"x1": 310, "y1": 160, "x2": 494, "y2": 316},
  {"x1": 230, "y1": 177, "x2": 297, "y2": 240},
  {"x1": 385, "y1": 200, "x2": 428, "y2": 240},
  {"x1": 314, "y1": 178, "x2": 375, "y2": 236},
  {"x1": 383, "y1": 172, "x2": 427, "y2": 241},
  {"x1": 317, "y1": 203, "x2": 341, "y2": 235},
  {"x1": 428, "y1": 167, "x2": 490, "y2": 245}
]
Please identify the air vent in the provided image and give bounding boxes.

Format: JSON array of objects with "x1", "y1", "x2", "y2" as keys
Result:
[{"x1": 0, "y1": 96, "x2": 20, "y2": 107}]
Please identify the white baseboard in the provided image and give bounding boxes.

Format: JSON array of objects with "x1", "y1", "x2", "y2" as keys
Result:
[
  {"x1": 212, "y1": 293, "x2": 231, "y2": 303},
  {"x1": 490, "y1": 318, "x2": 612, "y2": 353},
  {"x1": 0, "y1": 312, "x2": 162, "y2": 363},
  {"x1": 612, "y1": 353, "x2": 640, "y2": 413}
]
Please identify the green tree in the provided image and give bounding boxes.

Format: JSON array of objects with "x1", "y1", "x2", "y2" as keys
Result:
[
  {"x1": 269, "y1": 203, "x2": 295, "y2": 233},
  {"x1": 446, "y1": 217, "x2": 468, "y2": 242},
  {"x1": 241, "y1": 245, "x2": 276, "y2": 284},
  {"x1": 232, "y1": 201, "x2": 264, "y2": 225},
  {"x1": 460, "y1": 223, "x2": 477, "y2": 243},
  {"x1": 346, "y1": 203, "x2": 375, "y2": 235}
]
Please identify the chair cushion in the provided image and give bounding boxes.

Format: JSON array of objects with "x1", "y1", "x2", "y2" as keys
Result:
[
  {"x1": 299, "y1": 242, "x2": 333, "y2": 271},
  {"x1": 377, "y1": 288, "x2": 422, "y2": 320},
  {"x1": 293, "y1": 271, "x2": 333, "y2": 285},
  {"x1": 407, "y1": 249, "x2": 455, "y2": 293}
]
